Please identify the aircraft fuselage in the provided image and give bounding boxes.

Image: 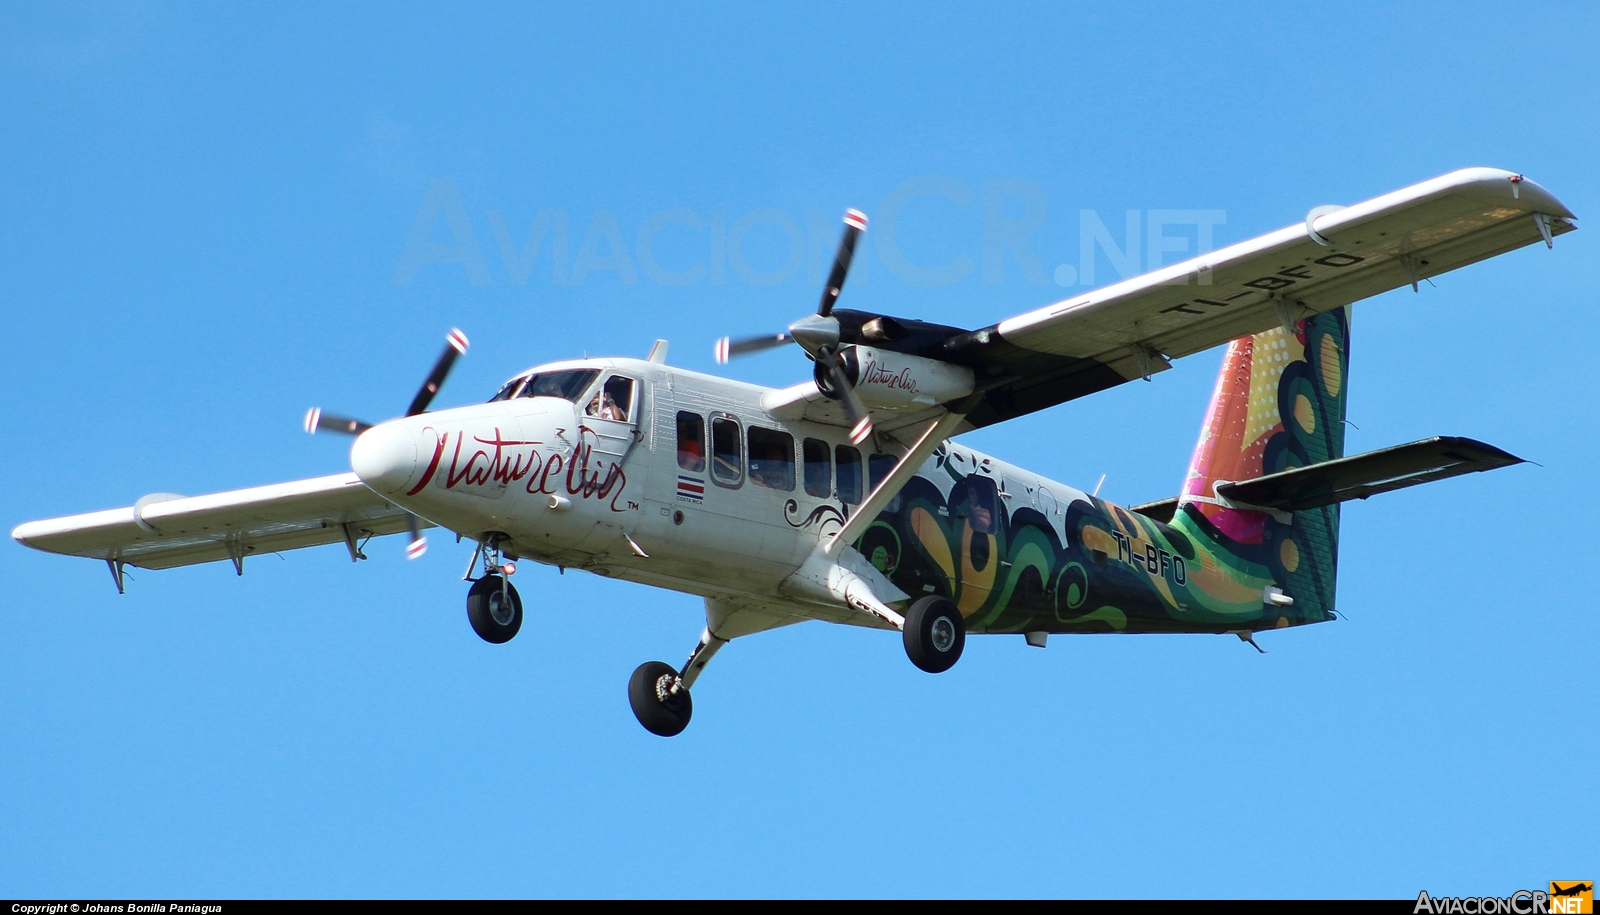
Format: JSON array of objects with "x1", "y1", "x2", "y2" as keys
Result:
[{"x1": 353, "y1": 356, "x2": 1320, "y2": 637}]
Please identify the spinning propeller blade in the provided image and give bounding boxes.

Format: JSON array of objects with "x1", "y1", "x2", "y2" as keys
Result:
[
  {"x1": 302, "y1": 408, "x2": 373, "y2": 436},
  {"x1": 406, "y1": 328, "x2": 470, "y2": 416},
  {"x1": 818, "y1": 208, "x2": 866, "y2": 318},
  {"x1": 714, "y1": 332, "x2": 790, "y2": 364},
  {"x1": 817, "y1": 346, "x2": 873, "y2": 445},
  {"x1": 304, "y1": 328, "x2": 467, "y2": 560},
  {"x1": 714, "y1": 209, "x2": 866, "y2": 364},
  {"x1": 405, "y1": 513, "x2": 427, "y2": 560}
]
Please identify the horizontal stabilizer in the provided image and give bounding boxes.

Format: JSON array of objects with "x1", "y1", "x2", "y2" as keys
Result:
[{"x1": 1131, "y1": 436, "x2": 1523, "y2": 522}]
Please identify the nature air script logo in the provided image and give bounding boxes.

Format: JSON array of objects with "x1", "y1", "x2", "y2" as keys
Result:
[
  {"x1": 409, "y1": 426, "x2": 632, "y2": 512},
  {"x1": 1413, "y1": 883, "x2": 1592, "y2": 914}
]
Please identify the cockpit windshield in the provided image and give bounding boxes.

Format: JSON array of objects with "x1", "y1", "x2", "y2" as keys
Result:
[{"x1": 489, "y1": 369, "x2": 600, "y2": 403}]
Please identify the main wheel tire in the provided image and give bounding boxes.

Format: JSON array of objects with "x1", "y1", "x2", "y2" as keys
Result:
[
  {"x1": 903, "y1": 595, "x2": 966, "y2": 673},
  {"x1": 628, "y1": 661, "x2": 693, "y2": 737},
  {"x1": 466, "y1": 575, "x2": 523, "y2": 644}
]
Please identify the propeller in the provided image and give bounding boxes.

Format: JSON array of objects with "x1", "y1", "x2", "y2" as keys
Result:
[
  {"x1": 303, "y1": 327, "x2": 470, "y2": 560},
  {"x1": 715, "y1": 208, "x2": 873, "y2": 444}
]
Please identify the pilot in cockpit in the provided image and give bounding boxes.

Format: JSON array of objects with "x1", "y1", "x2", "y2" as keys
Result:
[{"x1": 586, "y1": 377, "x2": 633, "y2": 422}]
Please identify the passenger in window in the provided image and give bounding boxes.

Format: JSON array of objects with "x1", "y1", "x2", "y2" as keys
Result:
[
  {"x1": 677, "y1": 412, "x2": 706, "y2": 472},
  {"x1": 746, "y1": 428, "x2": 794, "y2": 490},
  {"x1": 748, "y1": 442, "x2": 785, "y2": 489}
]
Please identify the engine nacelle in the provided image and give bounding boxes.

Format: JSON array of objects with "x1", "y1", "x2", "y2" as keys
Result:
[{"x1": 816, "y1": 346, "x2": 975, "y2": 409}]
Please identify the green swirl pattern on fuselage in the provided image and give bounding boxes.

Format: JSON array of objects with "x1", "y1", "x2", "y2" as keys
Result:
[{"x1": 855, "y1": 309, "x2": 1349, "y2": 635}]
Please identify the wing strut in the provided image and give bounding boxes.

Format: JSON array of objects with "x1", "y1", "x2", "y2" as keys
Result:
[{"x1": 823, "y1": 407, "x2": 969, "y2": 558}]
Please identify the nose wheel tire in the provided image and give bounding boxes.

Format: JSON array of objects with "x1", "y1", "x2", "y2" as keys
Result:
[
  {"x1": 628, "y1": 661, "x2": 693, "y2": 737},
  {"x1": 466, "y1": 575, "x2": 522, "y2": 643},
  {"x1": 903, "y1": 595, "x2": 965, "y2": 673}
]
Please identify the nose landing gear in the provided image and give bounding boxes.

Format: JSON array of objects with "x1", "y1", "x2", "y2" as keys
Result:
[
  {"x1": 466, "y1": 575, "x2": 522, "y2": 643},
  {"x1": 464, "y1": 536, "x2": 523, "y2": 644}
]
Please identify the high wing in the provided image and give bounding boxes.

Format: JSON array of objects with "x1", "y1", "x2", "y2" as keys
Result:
[
  {"x1": 938, "y1": 167, "x2": 1575, "y2": 430},
  {"x1": 11, "y1": 473, "x2": 420, "y2": 573}
]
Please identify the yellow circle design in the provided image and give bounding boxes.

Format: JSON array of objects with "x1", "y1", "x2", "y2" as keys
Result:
[
  {"x1": 1319, "y1": 334, "x2": 1342, "y2": 397},
  {"x1": 1294, "y1": 394, "x2": 1315, "y2": 433},
  {"x1": 1280, "y1": 538, "x2": 1300, "y2": 572}
]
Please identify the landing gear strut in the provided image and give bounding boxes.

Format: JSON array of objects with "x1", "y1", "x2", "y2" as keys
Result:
[
  {"x1": 465, "y1": 536, "x2": 522, "y2": 644},
  {"x1": 903, "y1": 595, "x2": 965, "y2": 673}
]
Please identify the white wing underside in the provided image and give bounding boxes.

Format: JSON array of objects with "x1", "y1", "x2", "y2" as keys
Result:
[
  {"x1": 767, "y1": 168, "x2": 1574, "y2": 436},
  {"x1": 997, "y1": 167, "x2": 1574, "y2": 371},
  {"x1": 11, "y1": 473, "x2": 419, "y2": 571}
]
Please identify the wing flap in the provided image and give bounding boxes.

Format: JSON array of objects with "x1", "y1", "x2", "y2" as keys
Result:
[{"x1": 12, "y1": 472, "x2": 418, "y2": 570}]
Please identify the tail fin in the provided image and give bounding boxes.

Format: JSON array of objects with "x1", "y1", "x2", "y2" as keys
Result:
[{"x1": 1177, "y1": 308, "x2": 1350, "y2": 619}]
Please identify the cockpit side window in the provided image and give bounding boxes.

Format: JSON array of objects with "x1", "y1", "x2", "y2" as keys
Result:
[
  {"x1": 514, "y1": 369, "x2": 599, "y2": 402},
  {"x1": 586, "y1": 375, "x2": 635, "y2": 422}
]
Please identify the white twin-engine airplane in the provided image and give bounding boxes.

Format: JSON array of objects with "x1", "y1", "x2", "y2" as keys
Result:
[{"x1": 14, "y1": 168, "x2": 1574, "y2": 736}]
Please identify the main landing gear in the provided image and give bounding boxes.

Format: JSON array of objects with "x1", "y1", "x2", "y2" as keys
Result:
[
  {"x1": 903, "y1": 595, "x2": 965, "y2": 673},
  {"x1": 629, "y1": 628, "x2": 726, "y2": 737},
  {"x1": 464, "y1": 536, "x2": 522, "y2": 644}
]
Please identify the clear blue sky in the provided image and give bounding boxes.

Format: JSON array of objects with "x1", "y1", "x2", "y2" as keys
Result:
[{"x1": 2, "y1": 2, "x2": 1594, "y2": 899}]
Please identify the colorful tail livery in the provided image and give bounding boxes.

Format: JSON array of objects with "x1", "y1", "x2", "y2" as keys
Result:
[
  {"x1": 862, "y1": 306, "x2": 1522, "y2": 637},
  {"x1": 1174, "y1": 309, "x2": 1351, "y2": 624}
]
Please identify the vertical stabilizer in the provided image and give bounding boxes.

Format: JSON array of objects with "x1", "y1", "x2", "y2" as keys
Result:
[{"x1": 1176, "y1": 308, "x2": 1350, "y2": 620}]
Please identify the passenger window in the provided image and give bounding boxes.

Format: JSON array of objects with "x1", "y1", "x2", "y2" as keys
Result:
[
  {"x1": 710, "y1": 415, "x2": 742, "y2": 487},
  {"x1": 676, "y1": 412, "x2": 706, "y2": 472},
  {"x1": 747, "y1": 427, "x2": 795, "y2": 491},
  {"x1": 870, "y1": 452, "x2": 902, "y2": 512},
  {"x1": 964, "y1": 476, "x2": 1000, "y2": 534},
  {"x1": 835, "y1": 445, "x2": 862, "y2": 504},
  {"x1": 803, "y1": 438, "x2": 831, "y2": 498},
  {"x1": 869, "y1": 453, "x2": 897, "y2": 490},
  {"x1": 586, "y1": 375, "x2": 634, "y2": 422}
]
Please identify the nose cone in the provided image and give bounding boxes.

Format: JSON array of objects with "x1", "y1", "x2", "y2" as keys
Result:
[{"x1": 351, "y1": 422, "x2": 420, "y2": 495}]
